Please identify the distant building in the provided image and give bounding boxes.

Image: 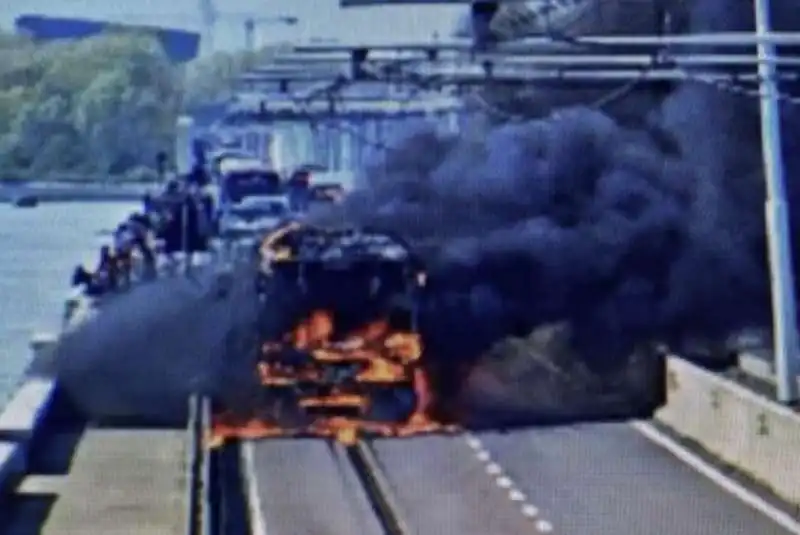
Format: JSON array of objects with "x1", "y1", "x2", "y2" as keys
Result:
[{"x1": 15, "y1": 15, "x2": 201, "y2": 63}]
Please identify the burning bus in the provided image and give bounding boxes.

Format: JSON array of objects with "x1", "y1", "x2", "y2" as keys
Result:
[
  {"x1": 208, "y1": 223, "x2": 670, "y2": 447},
  {"x1": 210, "y1": 222, "x2": 452, "y2": 445}
]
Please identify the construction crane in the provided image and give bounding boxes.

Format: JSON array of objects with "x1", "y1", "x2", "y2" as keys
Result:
[
  {"x1": 237, "y1": 15, "x2": 299, "y2": 52},
  {"x1": 198, "y1": 0, "x2": 216, "y2": 53},
  {"x1": 196, "y1": 0, "x2": 298, "y2": 53}
]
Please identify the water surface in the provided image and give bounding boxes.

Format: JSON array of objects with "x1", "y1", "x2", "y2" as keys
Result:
[{"x1": 0, "y1": 202, "x2": 137, "y2": 408}]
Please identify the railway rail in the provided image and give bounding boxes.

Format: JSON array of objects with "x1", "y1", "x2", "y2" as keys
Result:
[
  {"x1": 238, "y1": 435, "x2": 541, "y2": 535},
  {"x1": 1, "y1": 216, "x2": 797, "y2": 535},
  {"x1": 229, "y1": 429, "x2": 800, "y2": 535},
  {"x1": 346, "y1": 440, "x2": 411, "y2": 535},
  {"x1": 240, "y1": 438, "x2": 406, "y2": 535}
]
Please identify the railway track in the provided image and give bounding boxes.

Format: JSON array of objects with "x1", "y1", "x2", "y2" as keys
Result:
[
  {"x1": 237, "y1": 435, "x2": 541, "y2": 535},
  {"x1": 239, "y1": 438, "x2": 396, "y2": 535},
  {"x1": 345, "y1": 440, "x2": 412, "y2": 535}
]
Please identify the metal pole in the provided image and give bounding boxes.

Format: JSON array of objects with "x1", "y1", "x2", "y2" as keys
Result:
[
  {"x1": 182, "y1": 195, "x2": 192, "y2": 275},
  {"x1": 343, "y1": 122, "x2": 353, "y2": 171},
  {"x1": 244, "y1": 18, "x2": 255, "y2": 53},
  {"x1": 331, "y1": 124, "x2": 338, "y2": 171},
  {"x1": 756, "y1": 0, "x2": 799, "y2": 403}
]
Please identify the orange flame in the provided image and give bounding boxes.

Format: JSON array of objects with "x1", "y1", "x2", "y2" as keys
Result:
[{"x1": 209, "y1": 309, "x2": 456, "y2": 446}]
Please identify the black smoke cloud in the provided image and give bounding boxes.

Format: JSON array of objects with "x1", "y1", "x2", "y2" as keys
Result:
[
  {"x1": 51, "y1": 263, "x2": 262, "y2": 424},
  {"x1": 41, "y1": 0, "x2": 800, "y2": 425},
  {"x1": 312, "y1": 0, "x2": 800, "y2": 372}
]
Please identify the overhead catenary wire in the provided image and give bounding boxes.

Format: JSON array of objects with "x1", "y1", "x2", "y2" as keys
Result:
[
  {"x1": 243, "y1": 50, "x2": 799, "y2": 125},
  {"x1": 465, "y1": 41, "x2": 800, "y2": 121},
  {"x1": 468, "y1": 67, "x2": 800, "y2": 122},
  {"x1": 456, "y1": 3, "x2": 800, "y2": 120},
  {"x1": 289, "y1": 31, "x2": 800, "y2": 53},
  {"x1": 268, "y1": 56, "x2": 797, "y2": 151},
  {"x1": 242, "y1": 19, "x2": 800, "y2": 136},
  {"x1": 281, "y1": 60, "x2": 798, "y2": 168}
]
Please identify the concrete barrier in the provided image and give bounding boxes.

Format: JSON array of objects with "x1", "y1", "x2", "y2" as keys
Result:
[
  {"x1": 0, "y1": 377, "x2": 57, "y2": 488},
  {"x1": 30, "y1": 332, "x2": 58, "y2": 359},
  {"x1": 0, "y1": 378, "x2": 57, "y2": 444},
  {"x1": 0, "y1": 246, "x2": 212, "y2": 494},
  {"x1": 737, "y1": 352, "x2": 800, "y2": 393},
  {"x1": 656, "y1": 356, "x2": 800, "y2": 506},
  {"x1": 0, "y1": 296, "x2": 99, "y2": 492},
  {"x1": 28, "y1": 332, "x2": 58, "y2": 374},
  {"x1": 0, "y1": 442, "x2": 24, "y2": 496},
  {"x1": 62, "y1": 291, "x2": 97, "y2": 332}
]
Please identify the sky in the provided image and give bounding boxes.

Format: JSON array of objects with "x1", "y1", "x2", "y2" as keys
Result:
[{"x1": 0, "y1": 0, "x2": 465, "y2": 52}]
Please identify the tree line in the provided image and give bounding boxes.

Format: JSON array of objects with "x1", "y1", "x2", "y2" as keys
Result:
[{"x1": 0, "y1": 29, "x2": 264, "y2": 182}]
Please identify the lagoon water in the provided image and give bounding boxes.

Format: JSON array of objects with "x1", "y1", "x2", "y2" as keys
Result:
[{"x1": 0, "y1": 201, "x2": 137, "y2": 409}]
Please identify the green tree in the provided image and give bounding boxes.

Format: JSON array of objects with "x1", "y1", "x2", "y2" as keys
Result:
[
  {"x1": 182, "y1": 44, "x2": 287, "y2": 109},
  {"x1": 0, "y1": 27, "x2": 280, "y2": 181},
  {"x1": 0, "y1": 30, "x2": 181, "y2": 180}
]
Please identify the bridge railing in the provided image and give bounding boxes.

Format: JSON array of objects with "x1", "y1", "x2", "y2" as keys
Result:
[
  {"x1": 185, "y1": 394, "x2": 211, "y2": 535},
  {"x1": 732, "y1": 329, "x2": 800, "y2": 393}
]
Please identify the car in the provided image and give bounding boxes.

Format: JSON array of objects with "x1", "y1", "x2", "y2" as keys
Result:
[{"x1": 219, "y1": 195, "x2": 292, "y2": 243}]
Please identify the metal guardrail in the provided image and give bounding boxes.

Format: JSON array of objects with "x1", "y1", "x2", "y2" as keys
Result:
[
  {"x1": 185, "y1": 395, "x2": 198, "y2": 535},
  {"x1": 201, "y1": 397, "x2": 211, "y2": 535},
  {"x1": 185, "y1": 394, "x2": 210, "y2": 535},
  {"x1": 0, "y1": 245, "x2": 190, "y2": 416}
]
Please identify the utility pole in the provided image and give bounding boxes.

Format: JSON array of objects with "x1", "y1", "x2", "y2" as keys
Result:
[
  {"x1": 755, "y1": 0, "x2": 799, "y2": 403},
  {"x1": 198, "y1": 0, "x2": 216, "y2": 54},
  {"x1": 244, "y1": 18, "x2": 255, "y2": 53}
]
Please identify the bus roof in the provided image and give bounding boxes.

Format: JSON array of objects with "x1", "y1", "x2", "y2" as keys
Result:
[{"x1": 218, "y1": 158, "x2": 273, "y2": 174}]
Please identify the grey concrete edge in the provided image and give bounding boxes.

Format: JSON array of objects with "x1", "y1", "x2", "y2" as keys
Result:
[
  {"x1": 0, "y1": 290, "x2": 93, "y2": 496},
  {"x1": 654, "y1": 355, "x2": 800, "y2": 507},
  {"x1": 0, "y1": 252, "x2": 211, "y2": 499},
  {"x1": 0, "y1": 377, "x2": 58, "y2": 496}
]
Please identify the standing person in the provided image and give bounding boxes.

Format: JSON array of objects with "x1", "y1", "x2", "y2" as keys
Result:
[
  {"x1": 95, "y1": 245, "x2": 118, "y2": 292},
  {"x1": 159, "y1": 180, "x2": 185, "y2": 273},
  {"x1": 184, "y1": 185, "x2": 199, "y2": 270},
  {"x1": 288, "y1": 169, "x2": 311, "y2": 213},
  {"x1": 112, "y1": 223, "x2": 134, "y2": 288},
  {"x1": 188, "y1": 162, "x2": 210, "y2": 188},
  {"x1": 142, "y1": 193, "x2": 155, "y2": 217},
  {"x1": 182, "y1": 183, "x2": 213, "y2": 269},
  {"x1": 128, "y1": 212, "x2": 158, "y2": 280}
]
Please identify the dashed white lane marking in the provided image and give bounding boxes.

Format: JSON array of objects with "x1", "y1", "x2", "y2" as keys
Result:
[
  {"x1": 631, "y1": 420, "x2": 800, "y2": 535},
  {"x1": 486, "y1": 462, "x2": 503, "y2": 475},
  {"x1": 463, "y1": 432, "x2": 555, "y2": 532},
  {"x1": 466, "y1": 436, "x2": 483, "y2": 450},
  {"x1": 522, "y1": 504, "x2": 539, "y2": 517}
]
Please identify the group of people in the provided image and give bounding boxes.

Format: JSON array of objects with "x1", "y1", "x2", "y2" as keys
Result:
[
  {"x1": 69, "y1": 160, "x2": 325, "y2": 296},
  {"x1": 72, "y1": 172, "x2": 217, "y2": 297}
]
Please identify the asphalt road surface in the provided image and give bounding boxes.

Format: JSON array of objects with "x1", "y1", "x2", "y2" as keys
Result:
[
  {"x1": 246, "y1": 439, "x2": 383, "y2": 535},
  {"x1": 478, "y1": 423, "x2": 797, "y2": 535},
  {"x1": 371, "y1": 436, "x2": 540, "y2": 535}
]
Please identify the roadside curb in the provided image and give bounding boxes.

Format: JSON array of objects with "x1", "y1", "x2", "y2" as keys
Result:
[{"x1": 655, "y1": 356, "x2": 800, "y2": 507}]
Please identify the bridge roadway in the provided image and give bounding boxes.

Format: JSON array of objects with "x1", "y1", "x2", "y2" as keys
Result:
[
  {"x1": 2, "y1": 423, "x2": 796, "y2": 534},
  {"x1": 0, "y1": 264, "x2": 796, "y2": 533},
  {"x1": 246, "y1": 428, "x2": 799, "y2": 535},
  {"x1": 1, "y1": 423, "x2": 188, "y2": 535}
]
